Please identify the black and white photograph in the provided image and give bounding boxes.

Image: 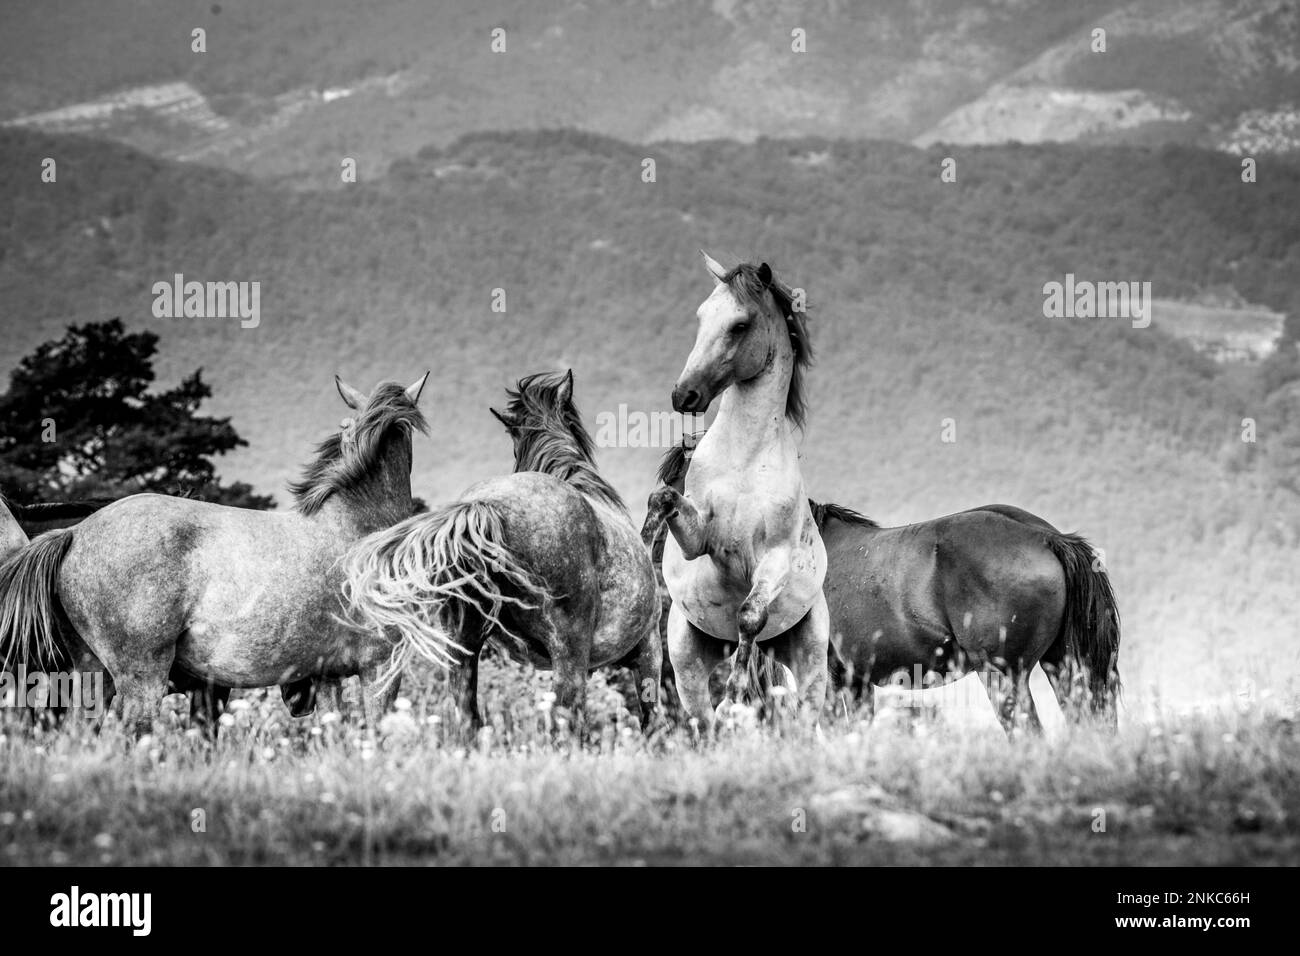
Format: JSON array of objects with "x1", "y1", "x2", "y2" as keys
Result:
[{"x1": 0, "y1": 0, "x2": 1297, "y2": 915}]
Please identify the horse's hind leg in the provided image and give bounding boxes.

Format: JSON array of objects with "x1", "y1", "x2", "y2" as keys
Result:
[
  {"x1": 976, "y1": 664, "x2": 1040, "y2": 737},
  {"x1": 629, "y1": 625, "x2": 664, "y2": 733},
  {"x1": 544, "y1": 615, "x2": 592, "y2": 734},
  {"x1": 109, "y1": 648, "x2": 176, "y2": 737},
  {"x1": 1014, "y1": 668, "x2": 1043, "y2": 734},
  {"x1": 666, "y1": 602, "x2": 728, "y2": 733},
  {"x1": 774, "y1": 593, "x2": 831, "y2": 725}
]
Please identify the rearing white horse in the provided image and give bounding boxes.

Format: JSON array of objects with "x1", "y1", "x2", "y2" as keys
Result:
[{"x1": 643, "y1": 253, "x2": 829, "y2": 728}]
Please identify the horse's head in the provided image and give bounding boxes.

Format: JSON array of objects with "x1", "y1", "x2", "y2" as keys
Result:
[
  {"x1": 334, "y1": 372, "x2": 429, "y2": 417},
  {"x1": 490, "y1": 369, "x2": 590, "y2": 465},
  {"x1": 289, "y1": 372, "x2": 430, "y2": 518},
  {"x1": 489, "y1": 370, "x2": 624, "y2": 509},
  {"x1": 672, "y1": 252, "x2": 811, "y2": 427}
]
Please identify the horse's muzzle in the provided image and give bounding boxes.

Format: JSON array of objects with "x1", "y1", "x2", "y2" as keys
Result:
[{"x1": 672, "y1": 385, "x2": 707, "y2": 414}]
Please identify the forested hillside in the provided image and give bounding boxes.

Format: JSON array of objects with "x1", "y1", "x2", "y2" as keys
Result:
[{"x1": 1, "y1": 127, "x2": 1298, "y2": 704}]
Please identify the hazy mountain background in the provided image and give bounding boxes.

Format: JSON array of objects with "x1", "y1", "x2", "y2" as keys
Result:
[{"x1": 1, "y1": 0, "x2": 1298, "y2": 709}]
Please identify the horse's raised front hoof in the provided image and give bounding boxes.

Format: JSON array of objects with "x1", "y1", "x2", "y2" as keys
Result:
[{"x1": 641, "y1": 486, "x2": 677, "y2": 540}]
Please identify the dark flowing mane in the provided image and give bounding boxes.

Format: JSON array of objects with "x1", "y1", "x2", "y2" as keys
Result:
[
  {"x1": 505, "y1": 372, "x2": 625, "y2": 512},
  {"x1": 809, "y1": 500, "x2": 878, "y2": 531},
  {"x1": 0, "y1": 492, "x2": 114, "y2": 528},
  {"x1": 289, "y1": 382, "x2": 428, "y2": 516},
  {"x1": 722, "y1": 262, "x2": 814, "y2": 430}
]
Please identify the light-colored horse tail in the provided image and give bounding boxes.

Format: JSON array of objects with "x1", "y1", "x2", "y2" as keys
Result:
[
  {"x1": 0, "y1": 529, "x2": 75, "y2": 674},
  {"x1": 344, "y1": 500, "x2": 554, "y2": 686}
]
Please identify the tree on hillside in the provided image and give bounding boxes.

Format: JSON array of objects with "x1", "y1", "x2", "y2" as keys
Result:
[{"x1": 0, "y1": 319, "x2": 273, "y2": 508}]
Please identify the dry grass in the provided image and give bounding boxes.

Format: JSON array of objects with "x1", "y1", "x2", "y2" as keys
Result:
[{"x1": 1, "y1": 658, "x2": 1297, "y2": 866}]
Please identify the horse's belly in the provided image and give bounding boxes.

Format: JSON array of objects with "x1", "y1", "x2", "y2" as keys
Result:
[
  {"x1": 176, "y1": 625, "x2": 356, "y2": 687},
  {"x1": 178, "y1": 579, "x2": 378, "y2": 687}
]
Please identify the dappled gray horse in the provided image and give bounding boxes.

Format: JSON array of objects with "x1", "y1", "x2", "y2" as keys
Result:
[
  {"x1": 2, "y1": 493, "x2": 327, "y2": 729},
  {"x1": 345, "y1": 370, "x2": 662, "y2": 732},
  {"x1": 0, "y1": 373, "x2": 429, "y2": 734}
]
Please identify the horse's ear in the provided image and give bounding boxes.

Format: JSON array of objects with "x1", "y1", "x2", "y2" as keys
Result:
[
  {"x1": 335, "y1": 375, "x2": 366, "y2": 410},
  {"x1": 557, "y1": 369, "x2": 574, "y2": 406},
  {"x1": 757, "y1": 262, "x2": 772, "y2": 287},
  {"x1": 405, "y1": 370, "x2": 431, "y2": 404},
  {"x1": 490, "y1": 407, "x2": 518, "y2": 430},
  {"x1": 700, "y1": 249, "x2": 728, "y2": 285}
]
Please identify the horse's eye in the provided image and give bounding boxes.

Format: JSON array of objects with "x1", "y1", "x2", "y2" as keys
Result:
[{"x1": 731, "y1": 322, "x2": 750, "y2": 337}]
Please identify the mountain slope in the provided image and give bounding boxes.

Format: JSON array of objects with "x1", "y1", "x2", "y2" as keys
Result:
[{"x1": 3, "y1": 0, "x2": 1297, "y2": 187}]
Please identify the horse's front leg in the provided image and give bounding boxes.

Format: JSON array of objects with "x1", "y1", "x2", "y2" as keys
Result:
[
  {"x1": 643, "y1": 487, "x2": 709, "y2": 559},
  {"x1": 723, "y1": 548, "x2": 792, "y2": 707}
]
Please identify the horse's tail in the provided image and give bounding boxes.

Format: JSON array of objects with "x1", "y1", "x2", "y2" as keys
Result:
[
  {"x1": 0, "y1": 529, "x2": 75, "y2": 674},
  {"x1": 343, "y1": 500, "x2": 554, "y2": 686},
  {"x1": 1044, "y1": 532, "x2": 1121, "y2": 724}
]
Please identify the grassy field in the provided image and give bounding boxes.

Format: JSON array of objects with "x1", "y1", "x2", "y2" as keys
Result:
[{"x1": 1, "y1": 661, "x2": 1296, "y2": 866}]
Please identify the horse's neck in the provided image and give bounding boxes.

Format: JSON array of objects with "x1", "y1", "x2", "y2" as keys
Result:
[
  {"x1": 693, "y1": 349, "x2": 797, "y2": 484},
  {"x1": 317, "y1": 444, "x2": 413, "y2": 534}
]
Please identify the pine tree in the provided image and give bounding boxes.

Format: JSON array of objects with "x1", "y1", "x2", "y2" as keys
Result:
[{"x1": 0, "y1": 318, "x2": 273, "y2": 508}]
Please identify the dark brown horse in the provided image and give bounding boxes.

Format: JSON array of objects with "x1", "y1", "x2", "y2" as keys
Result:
[{"x1": 654, "y1": 436, "x2": 1120, "y2": 730}]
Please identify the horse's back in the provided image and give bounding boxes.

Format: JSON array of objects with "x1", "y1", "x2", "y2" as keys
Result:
[
  {"x1": 959, "y1": 503, "x2": 1059, "y2": 534},
  {"x1": 463, "y1": 472, "x2": 606, "y2": 614},
  {"x1": 822, "y1": 508, "x2": 1066, "y2": 682},
  {"x1": 462, "y1": 472, "x2": 604, "y2": 557},
  {"x1": 462, "y1": 472, "x2": 655, "y2": 664},
  {"x1": 63, "y1": 494, "x2": 315, "y2": 571}
]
